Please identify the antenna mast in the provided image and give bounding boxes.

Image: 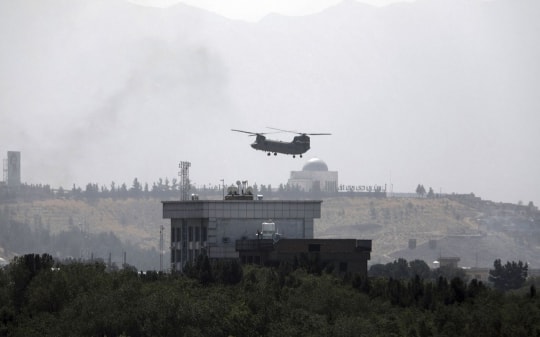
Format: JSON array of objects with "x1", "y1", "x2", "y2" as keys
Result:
[{"x1": 178, "y1": 161, "x2": 191, "y2": 200}]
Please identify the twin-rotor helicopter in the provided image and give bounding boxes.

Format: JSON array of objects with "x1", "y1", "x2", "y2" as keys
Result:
[{"x1": 232, "y1": 127, "x2": 331, "y2": 158}]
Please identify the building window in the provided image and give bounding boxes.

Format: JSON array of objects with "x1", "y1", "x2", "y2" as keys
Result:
[
  {"x1": 195, "y1": 227, "x2": 200, "y2": 241},
  {"x1": 188, "y1": 227, "x2": 193, "y2": 242},
  {"x1": 339, "y1": 262, "x2": 348, "y2": 272},
  {"x1": 202, "y1": 227, "x2": 207, "y2": 242},
  {"x1": 308, "y1": 244, "x2": 321, "y2": 252}
]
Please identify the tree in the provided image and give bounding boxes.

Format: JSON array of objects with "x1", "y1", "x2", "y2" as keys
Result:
[
  {"x1": 416, "y1": 184, "x2": 426, "y2": 197},
  {"x1": 119, "y1": 183, "x2": 128, "y2": 199},
  {"x1": 409, "y1": 259, "x2": 431, "y2": 279},
  {"x1": 488, "y1": 259, "x2": 528, "y2": 291},
  {"x1": 369, "y1": 258, "x2": 414, "y2": 279},
  {"x1": 130, "y1": 178, "x2": 142, "y2": 198},
  {"x1": 184, "y1": 255, "x2": 214, "y2": 285},
  {"x1": 9, "y1": 254, "x2": 55, "y2": 311},
  {"x1": 143, "y1": 183, "x2": 149, "y2": 198},
  {"x1": 56, "y1": 186, "x2": 65, "y2": 198},
  {"x1": 84, "y1": 183, "x2": 99, "y2": 199},
  {"x1": 527, "y1": 201, "x2": 537, "y2": 216},
  {"x1": 427, "y1": 187, "x2": 435, "y2": 198}
]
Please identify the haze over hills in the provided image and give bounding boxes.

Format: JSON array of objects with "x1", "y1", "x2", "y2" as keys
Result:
[
  {"x1": 1, "y1": 0, "x2": 539, "y2": 206},
  {"x1": 2, "y1": 190, "x2": 539, "y2": 270}
]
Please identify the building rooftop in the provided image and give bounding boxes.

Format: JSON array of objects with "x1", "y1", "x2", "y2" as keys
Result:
[{"x1": 302, "y1": 158, "x2": 329, "y2": 172}]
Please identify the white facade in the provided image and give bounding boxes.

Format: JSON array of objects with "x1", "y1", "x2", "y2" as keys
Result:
[{"x1": 287, "y1": 158, "x2": 338, "y2": 193}]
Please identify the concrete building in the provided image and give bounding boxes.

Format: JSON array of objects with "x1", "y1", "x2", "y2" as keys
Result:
[
  {"x1": 287, "y1": 158, "x2": 338, "y2": 193},
  {"x1": 162, "y1": 198, "x2": 322, "y2": 270},
  {"x1": 236, "y1": 238, "x2": 372, "y2": 277}
]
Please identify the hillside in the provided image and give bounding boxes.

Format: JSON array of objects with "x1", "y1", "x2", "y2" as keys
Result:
[
  {"x1": 319, "y1": 196, "x2": 540, "y2": 267},
  {"x1": 317, "y1": 197, "x2": 482, "y2": 260},
  {"x1": 3, "y1": 195, "x2": 538, "y2": 268},
  {"x1": 5, "y1": 198, "x2": 164, "y2": 249}
]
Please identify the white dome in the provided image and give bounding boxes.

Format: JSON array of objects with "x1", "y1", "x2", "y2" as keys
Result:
[{"x1": 302, "y1": 158, "x2": 329, "y2": 171}]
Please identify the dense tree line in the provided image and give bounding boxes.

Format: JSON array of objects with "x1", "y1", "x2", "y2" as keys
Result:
[
  {"x1": 489, "y1": 259, "x2": 529, "y2": 292},
  {"x1": 1, "y1": 179, "x2": 386, "y2": 203},
  {"x1": 369, "y1": 258, "x2": 467, "y2": 281},
  {"x1": 1, "y1": 254, "x2": 539, "y2": 337}
]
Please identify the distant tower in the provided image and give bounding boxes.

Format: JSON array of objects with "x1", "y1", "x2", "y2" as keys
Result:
[
  {"x1": 6, "y1": 151, "x2": 21, "y2": 187},
  {"x1": 178, "y1": 161, "x2": 191, "y2": 201}
]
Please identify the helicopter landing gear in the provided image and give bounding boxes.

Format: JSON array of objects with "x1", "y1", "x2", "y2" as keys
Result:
[
  {"x1": 293, "y1": 155, "x2": 296, "y2": 158},
  {"x1": 274, "y1": 152, "x2": 277, "y2": 156},
  {"x1": 300, "y1": 154, "x2": 303, "y2": 158},
  {"x1": 267, "y1": 152, "x2": 271, "y2": 156}
]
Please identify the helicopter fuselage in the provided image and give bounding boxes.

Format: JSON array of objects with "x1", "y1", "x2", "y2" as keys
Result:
[
  {"x1": 231, "y1": 128, "x2": 329, "y2": 157},
  {"x1": 251, "y1": 135, "x2": 310, "y2": 156}
]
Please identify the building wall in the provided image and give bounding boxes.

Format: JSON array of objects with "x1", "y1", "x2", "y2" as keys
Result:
[
  {"x1": 288, "y1": 170, "x2": 338, "y2": 192},
  {"x1": 236, "y1": 239, "x2": 372, "y2": 277},
  {"x1": 163, "y1": 200, "x2": 322, "y2": 270}
]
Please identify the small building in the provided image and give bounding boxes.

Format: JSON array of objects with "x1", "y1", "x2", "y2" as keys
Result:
[
  {"x1": 438, "y1": 257, "x2": 461, "y2": 269},
  {"x1": 235, "y1": 238, "x2": 372, "y2": 277},
  {"x1": 464, "y1": 267, "x2": 491, "y2": 282}
]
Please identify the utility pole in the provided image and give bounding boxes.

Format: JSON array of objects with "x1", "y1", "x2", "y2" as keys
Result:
[{"x1": 160, "y1": 224, "x2": 164, "y2": 272}]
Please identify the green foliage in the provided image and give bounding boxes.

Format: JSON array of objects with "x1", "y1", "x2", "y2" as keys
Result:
[
  {"x1": 489, "y1": 259, "x2": 528, "y2": 291},
  {"x1": 184, "y1": 256, "x2": 243, "y2": 285},
  {"x1": 2, "y1": 254, "x2": 540, "y2": 336},
  {"x1": 8, "y1": 253, "x2": 55, "y2": 311},
  {"x1": 369, "y1": 258, "x2": 431, "y2": 280},
  {"x1": 416, "y1": 184, "x2": 426, "y2": 197}
]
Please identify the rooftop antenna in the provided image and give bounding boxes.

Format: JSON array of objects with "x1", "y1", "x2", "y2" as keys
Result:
[
  {"x1": 236, "y1": 180, "x2": 242, "y2": 194},
  {"x1": 220, "y1": 179, "x2": 225, "y2": 199},
  {"x1": 179, "y1": 161, "x2": 191, "y2": 201}
]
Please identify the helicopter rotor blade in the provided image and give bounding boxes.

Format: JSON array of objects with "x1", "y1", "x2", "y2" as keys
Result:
[
  {"x1": 231, "y1": 129, "x2": 262, "y2": 136},
  {"x1": 266, "y1": 127, "x2": 331, "y2": 136},
  {"x1": 266, "y1": 127, "x2": 301, "y2": 134},
  {"x1": 232, "y1": 129, "x2": 283, "y2": 136}
]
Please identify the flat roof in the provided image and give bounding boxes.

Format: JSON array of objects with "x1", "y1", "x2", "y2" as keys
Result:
[{"x1": 162, "y1": 199, "x2": 322, "y2": 219}]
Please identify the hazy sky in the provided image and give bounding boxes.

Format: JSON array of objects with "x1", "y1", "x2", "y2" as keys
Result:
[
  {"x1": 1, "y1": 0, "x2": 538, "y2": 205},
  {"x1": 129, "y1": 0, "x2": 415, "y2": 21}
]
